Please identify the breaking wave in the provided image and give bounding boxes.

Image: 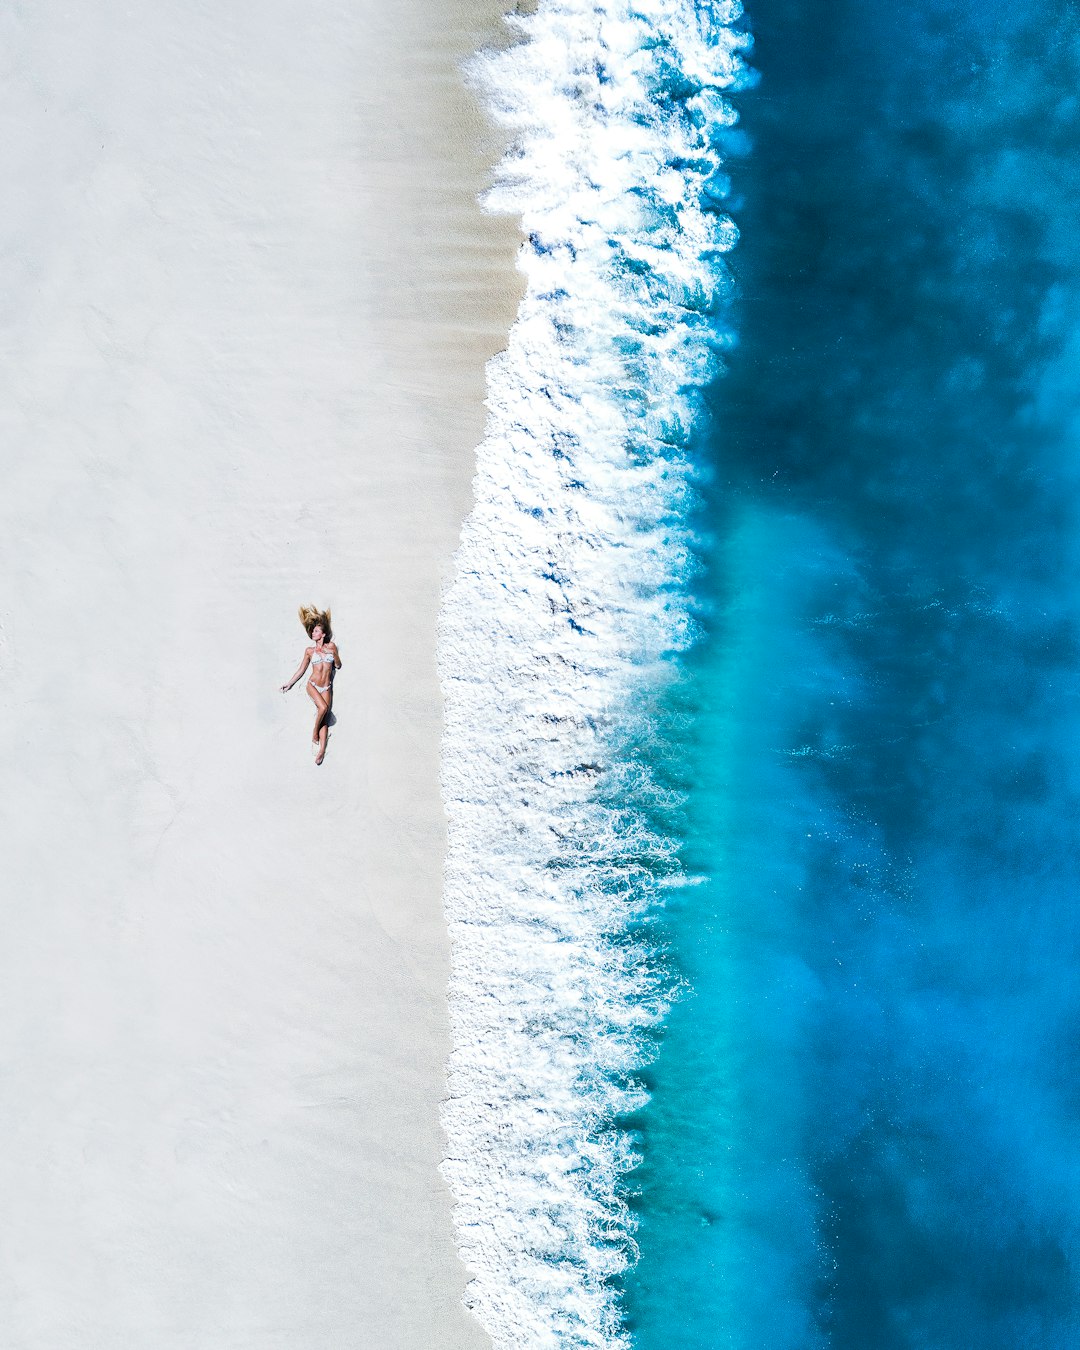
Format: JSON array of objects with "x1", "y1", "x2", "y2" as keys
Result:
[{"x1": 438, "y1": 2, "x2": 753, "y2": 1343}]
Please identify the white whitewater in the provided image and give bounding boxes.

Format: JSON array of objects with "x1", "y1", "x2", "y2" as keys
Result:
[{"x1": 438, "y1": 2, "x2": 754, "y2": 1344}]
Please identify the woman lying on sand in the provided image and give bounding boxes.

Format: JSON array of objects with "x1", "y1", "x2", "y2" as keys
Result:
[{"x1": 281, "y1": 605, "x2": 341, "y2": 765}]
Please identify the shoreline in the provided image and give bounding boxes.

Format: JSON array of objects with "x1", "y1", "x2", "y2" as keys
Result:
[{"x1": 0, "y1": 1, "x2": 517, "y2": 1345}]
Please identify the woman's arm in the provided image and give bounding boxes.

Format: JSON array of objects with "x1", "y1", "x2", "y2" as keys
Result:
[
  {"x1": 332, "y1": 642, "x2": 342, "y2": 671},
  {"x1": 281, "y1": 649, "x2": 312, "y2": 692}
]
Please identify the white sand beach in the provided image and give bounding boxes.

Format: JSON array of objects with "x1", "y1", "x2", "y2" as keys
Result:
[{"x1": 0, "y1": 1, "x2": 517, "y2": 1345}]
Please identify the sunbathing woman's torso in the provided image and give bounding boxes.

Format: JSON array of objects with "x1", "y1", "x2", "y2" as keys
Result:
[{"x1": 308, "y1": 645, "x2": 335, "y2": 685}]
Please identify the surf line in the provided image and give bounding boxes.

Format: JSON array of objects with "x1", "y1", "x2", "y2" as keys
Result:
[{"x1": 438, "y1": 2, "x2": 754, "y2": 1344}]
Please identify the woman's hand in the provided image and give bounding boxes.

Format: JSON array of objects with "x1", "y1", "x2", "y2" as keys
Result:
[{"x1": 281, "y1": 683, "x2": 290, "y2": 693}]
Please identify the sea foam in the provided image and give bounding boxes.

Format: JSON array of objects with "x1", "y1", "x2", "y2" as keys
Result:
[{"x1": 438, "y1": 3, "x2": 753, "y2": 1344}]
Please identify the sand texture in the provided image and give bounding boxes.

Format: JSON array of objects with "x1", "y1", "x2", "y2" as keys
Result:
[{"x1": 0, "y1": 1, "x2": 518, "y2": 1345}]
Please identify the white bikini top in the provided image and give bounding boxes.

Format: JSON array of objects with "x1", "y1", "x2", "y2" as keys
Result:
[{"x1": 310, "y1": 649, "x2": 334, "y2": 665}]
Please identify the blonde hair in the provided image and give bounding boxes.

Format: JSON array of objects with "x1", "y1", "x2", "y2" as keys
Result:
[{"x1": 298, "y1": 604, "x2": 332, "y2": 640}]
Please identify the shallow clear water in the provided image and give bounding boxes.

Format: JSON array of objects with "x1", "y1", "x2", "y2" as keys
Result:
[{"x1": 624, "y1": 1, "x2": 1080, "y2": 1345}]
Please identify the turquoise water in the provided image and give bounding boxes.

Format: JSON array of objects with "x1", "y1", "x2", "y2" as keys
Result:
[{"x1": 624, "y1": 0, "x2": 1080, "y2": 1344}]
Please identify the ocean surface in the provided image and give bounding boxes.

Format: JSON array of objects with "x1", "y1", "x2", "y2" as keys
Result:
[{"x1": 440, "y1": 1, "x2": 1080, "y2": 1346}]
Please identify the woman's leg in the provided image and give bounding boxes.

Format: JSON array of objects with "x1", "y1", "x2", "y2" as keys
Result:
[
  {"x1": 306, "y1": 683, "x2": 330, "y2": 746},
  {"x1": 315, "y1": 691, "x2": 333, "y2": 764}
]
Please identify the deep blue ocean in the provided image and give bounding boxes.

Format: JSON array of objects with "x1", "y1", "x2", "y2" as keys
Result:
[{"x1": 622, "y1": 1, "x2": 1080, "y2": 1346}]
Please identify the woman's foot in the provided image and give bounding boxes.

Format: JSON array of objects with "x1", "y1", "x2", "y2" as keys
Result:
[{"x1": 315, "y1": 746, "x2": 326, "y2": 765}]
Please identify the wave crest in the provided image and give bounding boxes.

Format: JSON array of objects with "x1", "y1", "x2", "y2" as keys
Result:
[{"x1": 438, "y1": 2, "x2": 751, "y2": 1344}]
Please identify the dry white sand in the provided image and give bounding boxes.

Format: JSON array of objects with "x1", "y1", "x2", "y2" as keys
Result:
[{"x1": 0, "y1": 1, "x2": 519, "y2": 1345}]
